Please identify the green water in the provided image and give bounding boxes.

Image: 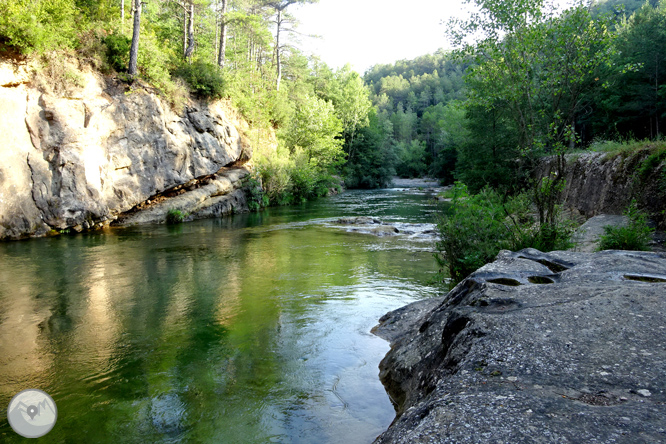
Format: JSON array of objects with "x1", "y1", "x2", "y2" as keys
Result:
[{"x1": 0, "y1": 188, "x2": 443, "y2": 443}]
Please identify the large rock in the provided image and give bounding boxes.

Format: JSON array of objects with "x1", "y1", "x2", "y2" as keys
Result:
[
  {"x1": 374, "y1": 249, "x2": 666, "y2": 443},
  {"x1": 537, "y1": 151, "x2": 664, "y2": 219},
  {"x1": 0, "y1": 62, "x2": 253, "y2": 240}
]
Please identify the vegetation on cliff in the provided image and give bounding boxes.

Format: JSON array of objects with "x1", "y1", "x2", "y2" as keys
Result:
[{"x1": 0, "y1": 0, "x2": 372, "y2": 207}]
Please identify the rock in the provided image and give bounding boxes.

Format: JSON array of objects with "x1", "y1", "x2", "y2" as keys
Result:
[
  {"x1": 370, "y1": 225, "x2": 400, "y2": 236},
  {"x1": 537, "y1": 152, "x2": 664, "y2": 219},
  {"x1": 118, "y1": 167, "x2": 250, "y2": 225},
  {"x1": 336, "y1": 216, "x2": 382, "y2": 225},
  {"x1": 335, "y1": 216, "x2": 402, "y2": 236},
  {"x1": 0, "y1": 65, "x2": 255, "y2": 240},
  {"x1": 374, "y1": 248, "x2": 666, "y2": 443}
]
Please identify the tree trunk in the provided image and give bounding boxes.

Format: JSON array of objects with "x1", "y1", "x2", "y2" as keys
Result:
[
  {"x1": 184, "y1": 1, "x2": 195, "y2": 61},
  {"x1": 128, "y1": 0, "x2": 142, "y2": 78},
  {"x1": 121, "y1": 0, "x2": 125, "y2": 33},
  {"x1": 275, "y1": 8, "x2": 282, "y2": 91},
  {"x1": 183, "y1": 7, "x2": 187, "y2": 56},
  {"x1": 218, "y1": 0, "x2": 228, "y2": 68}
]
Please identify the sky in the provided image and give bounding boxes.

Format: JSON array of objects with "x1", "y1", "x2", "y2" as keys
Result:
[
  {"x1": 289, "y1": 0, "x2": 578, "y2": 75},
  {"x1": 290, "y1": 0, "x2": 473, "y2": 74}
]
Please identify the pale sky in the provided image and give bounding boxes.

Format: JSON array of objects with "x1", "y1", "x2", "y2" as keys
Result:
[
  {"x1": 290, "y1": 0, "x2": 578, "y2": 75},
  {"x1": 290, "y1": 0, "x2": 472, "y2": 74}
]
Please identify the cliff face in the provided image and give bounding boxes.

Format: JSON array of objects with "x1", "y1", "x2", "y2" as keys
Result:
[
  {"x1": 374, "y1": 249, "x2": 666, "y2": 443},
  {"x1": 536, "y1": 150, "x2": 665, "y2": 220},
  {"x1": 0, "y1": 61, "x2": 253, "y2": 240}
]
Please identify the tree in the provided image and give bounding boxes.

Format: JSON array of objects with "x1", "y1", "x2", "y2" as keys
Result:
[
  {"x1": 330, "y1": 65, "x2": 372, "y2": 159},
  {"x1": 264, "y1": 0, "x2": 318, "y2": 90},
  {"x1": 593, "y1": 1, "x2": 666, "y2": 139},
  {"x1": 128, "y1": 0, "x2": 142, "y2": 77},
  {"x1": 448, "y1": 0, "x2": 616, "y2": 242},
  {"x1": 217, "y1": 0, "x2": 228, "y2": 67},
  {"x1": 281, "y1": 94, "x2": 344, "y2": 170}
]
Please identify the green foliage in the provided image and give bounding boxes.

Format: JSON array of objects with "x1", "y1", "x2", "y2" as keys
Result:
[
  {"x1": 175, "y1": 60, "x2": 226, "y2": 99},
  {"x1": 166, "y1": 209, "x2": 187, "y2": 224},
  {"x1": 343, "y1": 110, "x2": 397, "y2": 188},
  {"x1": 637, "y1": 146, "x2": 666, "y2": 179},
  {"x1": 0, "y1": 0, "x2": 78, "y2": 54},
  {"x1": 243, "y1": 175, "x2": 269, "y2": 211},
  {"x1": 103, "y1": 33, "x2": 131, "y2": 72},
  {"x1": 436, "y1": 183, "x2": 574, "y2": 284},
  {"x1": 256, "y1": 147, "x2": 337, "y2": 206},
  {"x1": 281, "y1": 94, "x2": 345, "y2": 169},
  {"x1": 589, "y1": 1, "x2": 666, "y2": 141},
  {"x1": 598, "y1": 200, "x2": 654, "y2": 250},
  {"x1": 396, "y1": 140, "x2": 427, "y2": 178}
]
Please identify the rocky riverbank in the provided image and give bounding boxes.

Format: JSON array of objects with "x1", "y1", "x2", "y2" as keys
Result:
[
  {"x1": 373, "y1": 248, "x2": 666, "y2": 443},
  {"x1": 0, "y1": 61, "x2": 253, "y2": 240}
]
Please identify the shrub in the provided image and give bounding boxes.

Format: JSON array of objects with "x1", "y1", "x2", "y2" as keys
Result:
[
  {"x1": 435, "y1": 183, "x2": 574, "y2": 285},
  {"x1": 166, "y1": 209, "x2": 187, "y2": 225},
  {"x1": 103, "y1": 33, "x2": 130, "y2": 72},
  {"x1": 598, "y1": 200, "x2": 654, "y2": 251},
  {"x1": 175, "y1": 60, "x2": 226, "y2": 99},
  {"x1": 243, "y1": 175, "x2": 269, "y2": 211}
]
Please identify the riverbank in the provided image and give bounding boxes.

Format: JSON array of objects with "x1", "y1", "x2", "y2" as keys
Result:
[{"x1": 373, "y1": 248, "x2": 666, "y2": 443}]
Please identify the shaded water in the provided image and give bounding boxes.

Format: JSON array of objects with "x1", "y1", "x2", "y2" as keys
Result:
[{"x1": 0, "y1": 188, "x2": 443, "y2": 443}]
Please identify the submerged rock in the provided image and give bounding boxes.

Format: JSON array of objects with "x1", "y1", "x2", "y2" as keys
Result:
[
  {"x1": 335, "y1": 216, "x2": 401, "y2": 237},
  {"x1": 374, "y1": 248, "x2": 666, "y2": 443},
  {"x1": 336, "y1": 216, "x2": 382, "y2": 225}
]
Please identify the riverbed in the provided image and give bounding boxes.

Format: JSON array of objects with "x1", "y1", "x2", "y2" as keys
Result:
[{"x1": 0, "y1": 187, "x2": 444, "y2": 443}]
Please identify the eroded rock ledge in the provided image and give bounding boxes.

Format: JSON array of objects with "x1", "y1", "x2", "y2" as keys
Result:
[
  {"x1": 0, "y1": 62, "x2": 253, "y2": 240},
  {"x1": 374, "y1": 249, "x2": 666, "y2": 443}
]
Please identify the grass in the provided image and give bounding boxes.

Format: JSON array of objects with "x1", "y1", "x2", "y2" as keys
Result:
[
  {"x1": 166, "y1": 209, "x2": 187, "y2": 225},
  {"x1": 598, "y1": 200, "x2": 654, "y2": 251}
]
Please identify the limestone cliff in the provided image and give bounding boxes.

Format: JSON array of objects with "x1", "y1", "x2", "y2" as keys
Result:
[{"x1": 0, "y1": 61, "x2": 253, "y2": 240}]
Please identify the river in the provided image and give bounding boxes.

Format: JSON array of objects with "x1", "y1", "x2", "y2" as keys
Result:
[{"x1": 0, "y1": 187, "x2": 444, "y2": 443}]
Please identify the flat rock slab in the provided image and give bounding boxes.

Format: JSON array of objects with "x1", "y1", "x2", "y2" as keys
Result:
[{"x1": 374, "y1": 249, "x2": 666, "y2": 443}]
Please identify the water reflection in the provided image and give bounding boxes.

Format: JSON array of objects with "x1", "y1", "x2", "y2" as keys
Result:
[{"x1": 0, "y1": 189, "x2": 442, "y2": 443}]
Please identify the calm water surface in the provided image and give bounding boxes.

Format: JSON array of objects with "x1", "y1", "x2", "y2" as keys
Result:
[{"x1": 0, "y1": 188, "x2": 443, "y2": 443}]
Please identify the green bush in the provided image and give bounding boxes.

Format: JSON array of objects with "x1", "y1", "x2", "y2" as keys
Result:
[
  {"x1": 103, "y1": 33, "x2": 130, "y2": 72},
  {"x1": 598, "y1": 200, "x2": 654, "y2": 251},
  {"x1": 166, "y1": 209, "x2": 187, "y2": 225},
  {"x1": 243, "y1": 175, "x2": 269, "y2": 211},
  {"x1": 175, "y1": 60, "x2": 226, "y2": 99},
  {"x1": 435, "y1": 183, "x2": 574, "y2": 285}
]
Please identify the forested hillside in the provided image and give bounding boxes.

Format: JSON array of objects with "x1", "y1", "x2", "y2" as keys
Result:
[
  {"x1": 351, "y1": 0, "x2": 666, "y2": 193},
  {"x1": 1, "y1": 0, "x2": 664, "y2": 196}
]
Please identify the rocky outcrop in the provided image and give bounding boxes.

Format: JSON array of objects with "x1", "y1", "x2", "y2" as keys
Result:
[
  {"x1": 537, "y1": 151, "x2": 664, "y2": 219},
  {"x1": 0, "y1": 61, "x2": 253, "y2": 240},
  {"x1": 374, "y1": 249, "x2": 666, "y2": 443}
]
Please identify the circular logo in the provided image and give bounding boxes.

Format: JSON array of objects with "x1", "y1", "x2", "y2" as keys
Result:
[{"x1": 7, "y1": 389, "x2": 58, "y2": 438}]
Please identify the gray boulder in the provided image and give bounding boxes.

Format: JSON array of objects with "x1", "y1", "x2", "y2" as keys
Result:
[
  {"x1": 0, "y1": 63, "x2": 253, "y2": 240},
  {"x1": 374, "y1": 249, "x2": 666, "y2": 443}
]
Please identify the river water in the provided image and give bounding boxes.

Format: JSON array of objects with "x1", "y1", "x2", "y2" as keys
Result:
[{"x1": 0, "y1": 187, "x2": 444, "y2": 443}]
